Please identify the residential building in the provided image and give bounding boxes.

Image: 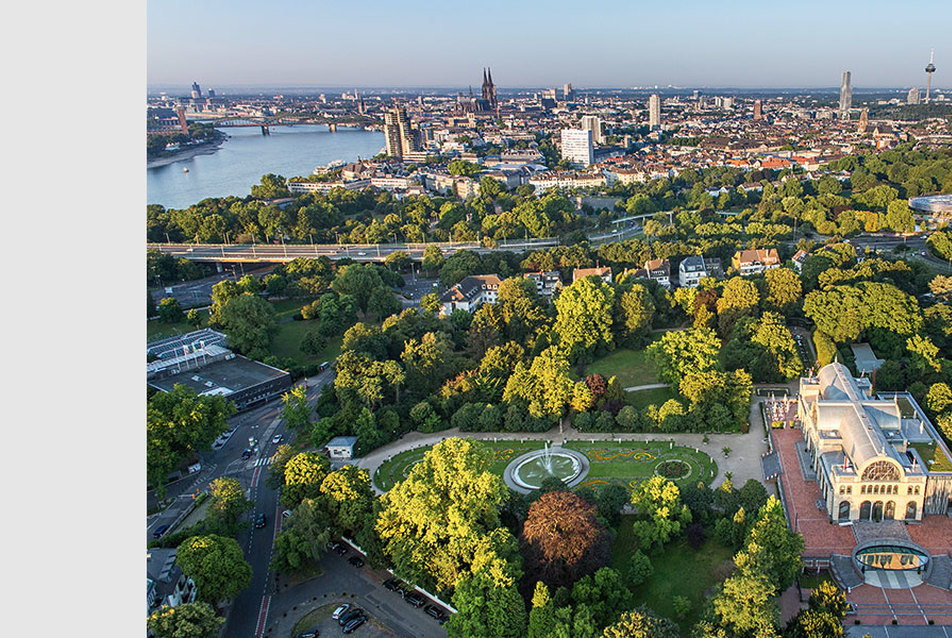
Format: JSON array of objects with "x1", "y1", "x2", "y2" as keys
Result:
[
  {"x1": 907, "y1": 87, "x2": 921, "y2": 105},
  {"x1": 580, "y1": 115, "x2": 604, "y2": 145},
  {"x1": 439, "y1": 274, "x2": 502, "y2": 315},
  {"x1": 524, "y1": 270, "x2": 563, "y2": 297},
  {"x1": 644, "y1": 258, "x2": 671, "y2": 288},
  {"x1": 383, "y1": 106, "x2": 417, "y2": 158},
  {"x1": 561, "y1": 128, "x2": 594, "y2": 166},
  {"x1": 732, "y1": 248, "x2": 780, "y2": 275},
  {"x1": 572, "y1": 266, "x2": 612, "y2": 283},
  {"x1": 791, "y1": 249, "x2": 809, "y2": 274},
  {"x1": 678, "y1": 256, "x2": 723, "y2": 287},
  {"x1": 648, "y1": 94, "x2": 661, "y2": 129},
  {"x1": 798, "y1": 362, "x2": 952, "y2": 521}
]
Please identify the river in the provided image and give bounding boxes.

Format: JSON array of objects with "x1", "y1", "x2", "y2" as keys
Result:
[{"x1": 147, "y1": 125, "x2": 385, "y2": 210}]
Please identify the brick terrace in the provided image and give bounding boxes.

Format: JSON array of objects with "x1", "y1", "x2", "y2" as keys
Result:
[{"x1": 772, "y1": 426, "x2": 952, "y2": 625}]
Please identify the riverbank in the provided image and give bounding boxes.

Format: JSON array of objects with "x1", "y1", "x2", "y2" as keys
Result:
[{"x1": 147, "y1": 137, "x2": 226, "y2": 169}]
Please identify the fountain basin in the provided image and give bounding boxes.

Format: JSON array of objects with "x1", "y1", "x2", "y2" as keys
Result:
[{"x1": 503, "y1": 445, "x2": 590, "y2": 493}]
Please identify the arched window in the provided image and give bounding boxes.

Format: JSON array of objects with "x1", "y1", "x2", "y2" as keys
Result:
[
  {"x1": 862, "y1": 461, "x2": 900, "y2": 481},
  {"x1": 905, "y1": 502, "x2": 917, "y2": 519},
  {"x1": 860, "y1": 501, "x2": 871, "y2": 520},
  {"x1": 838, "y1": 501, "x2": 851, "y2": 520},
  {"x1": 872, "y1": 501, "x2": 884, "y2": 522},
  {"x1": 885, "y1": 501, "x2": 895, "y2": 520}
]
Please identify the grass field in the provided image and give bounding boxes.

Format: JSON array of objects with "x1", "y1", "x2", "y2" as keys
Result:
[
  {"x1": 625, "y1": 386, "x2": 676, "y2": 409},
  {"x1": 270, "y1": 320, "x2": 343, "y2": 365},
  {"x1": 583, "y1": 348, "x2": 659, "y2": 388},
  {"x1": 372, "y1": 439, "x2": 716, "y2": 492},
  {"x1": 147, "y1": 310, "x2": 209, "y2": 341},
  {"x1": 611, "y1": 520, "x2": 735, "y2": 635}
]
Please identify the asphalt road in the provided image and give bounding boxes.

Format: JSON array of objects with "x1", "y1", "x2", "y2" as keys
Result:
[{"x1": 149, "y1": 264, "x2": 274, "y2": 308}]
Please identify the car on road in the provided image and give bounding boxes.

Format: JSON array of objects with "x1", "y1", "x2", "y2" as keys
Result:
[
  {"x1": 404, "y1": 591, "x2": 426, "y2": 608},
  {"x1": 348, "y1": 555, "x2": 365, "y2": 568},
  {"x1": 271, "y1": 434, "x2": 282, "y2": 445},
  {"x1": 338, "y1": 609, "x2": 364, "y2": 626},
  {"x1": 254, "y1": 512, "x2": 267, "y2": 529},
  {"x1": 424, "y1": 605, "x2": 448, "y2": 625},
  {"x1": 331, "y1": 603, "x2": 350, "y2": 620},
  {"x1": 241, "y1": 448, "x2": 253, "y2": 459},
  {"x1": 151, "y1": 524, "x2": 170, "y2": 540},
  {"x1": 357, "y1": 251, "x2": 367, "y2": 256},
  {"x1": 293, "y1": 630, "x2": 318, "y2": 638},
  {"x1": 342, "y1": 616, "x2": 366, "y2": 634},
  {"x1": 383, "y1": 578, "x2": 402, "y2": 592}
]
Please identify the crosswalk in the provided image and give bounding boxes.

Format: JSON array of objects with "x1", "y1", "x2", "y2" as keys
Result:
[{"x1": 254, "y1": 458, "x2": 272, "y2": 467}]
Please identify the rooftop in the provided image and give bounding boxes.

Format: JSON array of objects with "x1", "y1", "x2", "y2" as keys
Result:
[{"x1": 149, "y1": 355, "x2": 288, "y2": 396}]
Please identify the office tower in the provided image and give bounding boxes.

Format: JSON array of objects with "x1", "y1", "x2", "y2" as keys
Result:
[
  {"x1": 207, "y1": 88, "x2": 216, "y2": 98},
  {"x1": 648, "y1": 94, "x2": 661, "y2": 129},
  {"x1": 857, "y1": 108, "x2": 869, "y2": 134},
  {"x1": 925, "y1": 49, "x2": 936, "y2": 104},
  {"x1": 561, "y1": 129, "x2": 594, "y2": 166},
  {"x1": 580, "y1": 115, "x2": 603, "y2": 145},
  {"x1": 753, "y1": 99, "x2": 763, "y2": 120},
  {"x1": 190, "y1": 81, "x2": 202, "y2": 100},
  {"x1": 908, "y1": 87, "x2": 921, "y2": 105},
  {"x1": 693, "y1": 90, "x2": 700, "y2": 100},
  {"x1": 384, "y1": 107, "x2": 416, "y2": 158},
  {"x1": 563, "y1": 83, "x2": 574, "y2": 101},
  {"x1": 839, "y1": 71, "x2": 852, "y2": 120}
]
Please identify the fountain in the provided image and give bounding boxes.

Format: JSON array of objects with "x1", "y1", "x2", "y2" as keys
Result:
[{"x1": 506, "y1": 442, "x2": 589, "y2": 492}]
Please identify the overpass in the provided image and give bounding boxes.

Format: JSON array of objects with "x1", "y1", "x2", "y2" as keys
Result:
[{"x1": 147, "y1": 237, "x2": 560, "y2": 264}]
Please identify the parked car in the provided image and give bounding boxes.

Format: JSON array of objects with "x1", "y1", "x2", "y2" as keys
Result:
[
  {"x1": 383, "y1": 578, "x2": 402, "y2": 592},
  {"x1": 348, "y1": 555, "x2": 365, "y2": 568},
  {"x1": 342, "y1": 616, "x2": 365, "y2": 634},
  {"x1": 338, "y1": 609, "x2": 364, "y2": 626},
  {"x1": 293, "y1": 630, "x2": 318, "y2": 638},
  {"x1": 335, "y1": 544, "x2": 349, "y2": 555},
  {"x1": 151, "y1": 524, "x2": 169, "y2": 540},
  {"x1": 271, "y1": 434, "x2": 282, "y2": 445},
  {"x1": 404, "y1": 591, "x2": 426, "y2": 608},
  {"x1": 327, "y1": 541, "x2": 341, "y2": 551},
  {"x1": 254, "y1": 512, "x2": 267, "y2": 529},
  {"x1": 331, "y1": 604, "x2": 350, "y2": 620},
  {"x1": 241, "y1": 448, "x2": 253, "y2": 459},
  {"x1": 424, "y1": 604, "x2": 448, "y2": 625}
]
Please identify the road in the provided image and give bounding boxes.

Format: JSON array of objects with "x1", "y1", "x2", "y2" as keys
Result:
[{"x1": 149, "y1": 264, "x2": 274, "y2": 309}]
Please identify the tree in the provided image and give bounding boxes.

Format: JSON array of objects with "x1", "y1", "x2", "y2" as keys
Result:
[
  {"x1": 320, "y1": 465, "x2": 374, "y2": 538},
  {"x1": 206, "y1": 477, "x2": 252, "y2": 531},
  {"x1": 281, "y1": 451, "x2": 330, "y2": 509},
  {"x1": 366, "y1": 286, "x2": 402, "y2": 320},
  {"x1": 614, "y1": 283, "x2": 656, "y2": 344},
  {"x1": 554, "y1": 277, "x2": 616, "y2": 362},
  {"x1": 763, "y1": 268, "x2": 802, "y2": 316},
  {"x1": 503, "y1": 346, "x2": 574, "y2": 420},
  {"x1": 186, "y1": 308, "x2": 202, "y2": 329},
  {"x1": 420, "y1": 292, "x2": 441, "y2": 314},
  {"x1": 447, "y1": 567, "x2": 527, "y2": 638},
  {"x1": 219, "y1": 293, "x2": 277, "y2": 360},
  {"x1": 746, "y1": 497, "x2": 804, "y2": 592},
  {"x1": 448, "y1": 159, "x2": 482, "y2": 177},
  {"x1": 626, "y1": 549, "x2": 654, "y2": 586},
  {"x1": 401, "y1": 331, "x2": 453, "y2": 395},
  {"x1": 331, "y1": 264, "x2": 385, "y2": 313},
  {"x1": 646, "y1": 328, "x2": 721, "y2": 389},
  {"x1": 629, "y1": 476, "x2": 692, "y2": 552},
  {"x1": 250, "y1": 173, "x2": 290, "y2": 199},
  {"x1": 281, "y1": 385, "x2": 311, "y2": 431},
  {"x1": 375, "y1": 438, "x2": 516, "y2": 592},
  {"x1": 884, "y1": 200, "x2": 914, "y2": 233},
  {"x1": 717, "y1": 277, "x2": 761, "y2": 336},
  {"x1": 159, "y1": 297, "x2": 184, "y2": 323},
  {"x1": 208, "y1": 280, "x2": 241, "y2": 326},
  {"x1": 147, "y1": 385, "x2": 234, "y2": 498},
  {"x1": 147, "y1": 602, "x2": 223, "y2": 638},
  {"x1": 600, "y1": 607, "x2": 678, "y2": 638},
  {"x1": 266, "y1": 444, "x2": 297, "y2": 490},
  {"x1": 422, "y1": 245, "x2": 445, "y2": 273},
  {"x1": 925, "y1": 383, "x2": 952, "y2": 417},
  {"x1": 528, "y1": 581, "x2": 556, "y2": 638},
  {"x1": 522, "y1": 491, "x2": 611, "y2": 590},
  {"x1": 175, "y1": 534, "x2": 252, "y2": 605},
  {"x1": 270, "y1": 497, "x2": 331, "y2": 574}
]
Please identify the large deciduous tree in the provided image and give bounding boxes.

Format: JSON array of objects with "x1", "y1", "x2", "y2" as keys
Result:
[
  {"x1": 320, "y1": 464, "x2": 374, "y2": 539},
  {"x1": 219, "y1": 292, "x2": 277, "y2": 359},
  {"x1": 646, "y1": 328, "x2": 721, "y2": 390},
  {"x1": 521, "y1": 491, "x2": 611, "y2": 590},
  {"x1": 762, "y1": 267, "x2": 802, "y2": 316},
  {"x1": 175, "y1": 534, "x2": 252, "y2": 605},
  {"x1": 281, "y1": 451, "x2": 330, "y2": 509},
  {"x1": 147, "y1": 602, "x2": 223, "y2": 638},
  {"x1": 599, "y1": 607, "x2": 678, "y2": 638},
  {"x1": 503, "y1": 346, "x2": 574, "y2": 420},
  {"x1": 270, "y1": 497, "x2": 331, "y2": 574},
  {"x1": 629, "y1": 476, "x2": 692, "y2": 552},
  {"x1": 554, "y1": 277, "x2": 616, "y2": 362}
]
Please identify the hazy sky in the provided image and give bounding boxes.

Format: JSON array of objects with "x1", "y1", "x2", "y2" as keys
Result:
[{"x1": 148, "y1": 0, "x2": 948, "y2": 90}]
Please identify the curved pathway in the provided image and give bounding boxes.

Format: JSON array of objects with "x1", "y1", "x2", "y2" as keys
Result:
[{"x1": 623, "y1": 383, "x2": 669, "y2": 392}]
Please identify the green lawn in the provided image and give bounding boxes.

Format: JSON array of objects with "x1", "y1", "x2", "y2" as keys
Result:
[
  {"x1": 270, "y1": 320, "x2": 343, "y2": 364},
  {"x1": 147, "y1": 311, "x2": 208, "y2": 341},
  {"x1": 583, "y1": 348, "x2": 659, "y2": 388},
  {"x1": 372, "y1": 439, "x2": 716, "y2": 492},
  {"x1": 625, "y1": 386, "x2": 676, "y2": 409},
  {"x1": 909, "y1": 441, "x2": 952, "y2": 472},
  {"x1": 611, "y1": 521, "x2": 735, "y2": 635}
]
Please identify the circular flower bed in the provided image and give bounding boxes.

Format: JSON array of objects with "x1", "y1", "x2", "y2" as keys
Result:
[{"x1": 655, "y1": 459, "x2": 691, "y2": 480}]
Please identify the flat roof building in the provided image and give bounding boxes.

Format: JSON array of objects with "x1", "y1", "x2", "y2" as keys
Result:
[{"x1": 561, "y1": 128, "x2": 594, "y2": 167}]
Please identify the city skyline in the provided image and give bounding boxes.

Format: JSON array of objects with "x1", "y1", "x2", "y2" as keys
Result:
[{"x1": 148, "y1": 0, "x2": 948, "y2": 89}]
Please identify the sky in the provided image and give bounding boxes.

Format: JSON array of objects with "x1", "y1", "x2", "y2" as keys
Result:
[{"x1": 148, "y1": 0, "x2": 949, "y2": 90}]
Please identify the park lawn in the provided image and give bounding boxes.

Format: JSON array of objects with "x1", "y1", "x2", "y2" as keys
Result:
[
  {"x1": 625, "y1": 386, "x2": 676, "y2": 409},
  {"x1": 270, "y1": 320, "x2": 343, "y2": 364},
  {"x1": 611, "y1": 523, "x2": 735, "y2": 635},
  {"x1": 269, "y1": 298, "x2": 308, "y2": 321},
  {"x1": 584, "y1": 348, "x2": 659, "y2": 388},
  {"x1": 147, "y1": 310, "x2": 209, "y2": 341},
  {"x1": 565, "y1": 440, "x2": 717, "y2": 488}
]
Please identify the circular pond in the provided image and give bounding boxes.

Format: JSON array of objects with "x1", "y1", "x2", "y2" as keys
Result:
[
  {"x1": 854, "y1": 544, "x2": 930, "y2": 572},
  {"x1": 505, "y1": 446, "x2": 589, "y2": 493}
]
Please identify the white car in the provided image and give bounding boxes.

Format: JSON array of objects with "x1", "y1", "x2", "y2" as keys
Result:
[
  {"x1": 332, "y1": 604, "x2": 351, "y2": 620},
  {"x1": 272, "y1": 434, "x2": 282, "y2": 445}
]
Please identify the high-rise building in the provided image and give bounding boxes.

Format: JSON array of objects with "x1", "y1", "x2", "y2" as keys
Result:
[
  {"x1": 753, "y1": 99, "x2": 763, "y2": 120},
  {"x1": 839, "y1": 71, "x2": 852, "y2": 120},
  {"x1": 925, "y1": 49, "x2": 937, "y2": 104},
  {"x1": 190, "y1": 82, "x2": 202, "y2": 100},
  {"x1": 648, "y1": 94, "x2": 661, "y2": 129},
  {"x1": 908, "y1": 87, "x2": 921, "y2": 105},
  {"x1": 561, "y1": 129, "x2": 594, "y2": 166},
  {"x1": 383, "y1": 107, "x2": 417, "y2": 158},
  {"x1": 207, "y1": 88, "x2": 216, "y2": 98},
  {"x1": 580, "y1": 115, "x2": 603, "y2": 145},
  {"x1": 563, "y1": 83, "x2": 574, "y2": 101}
]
